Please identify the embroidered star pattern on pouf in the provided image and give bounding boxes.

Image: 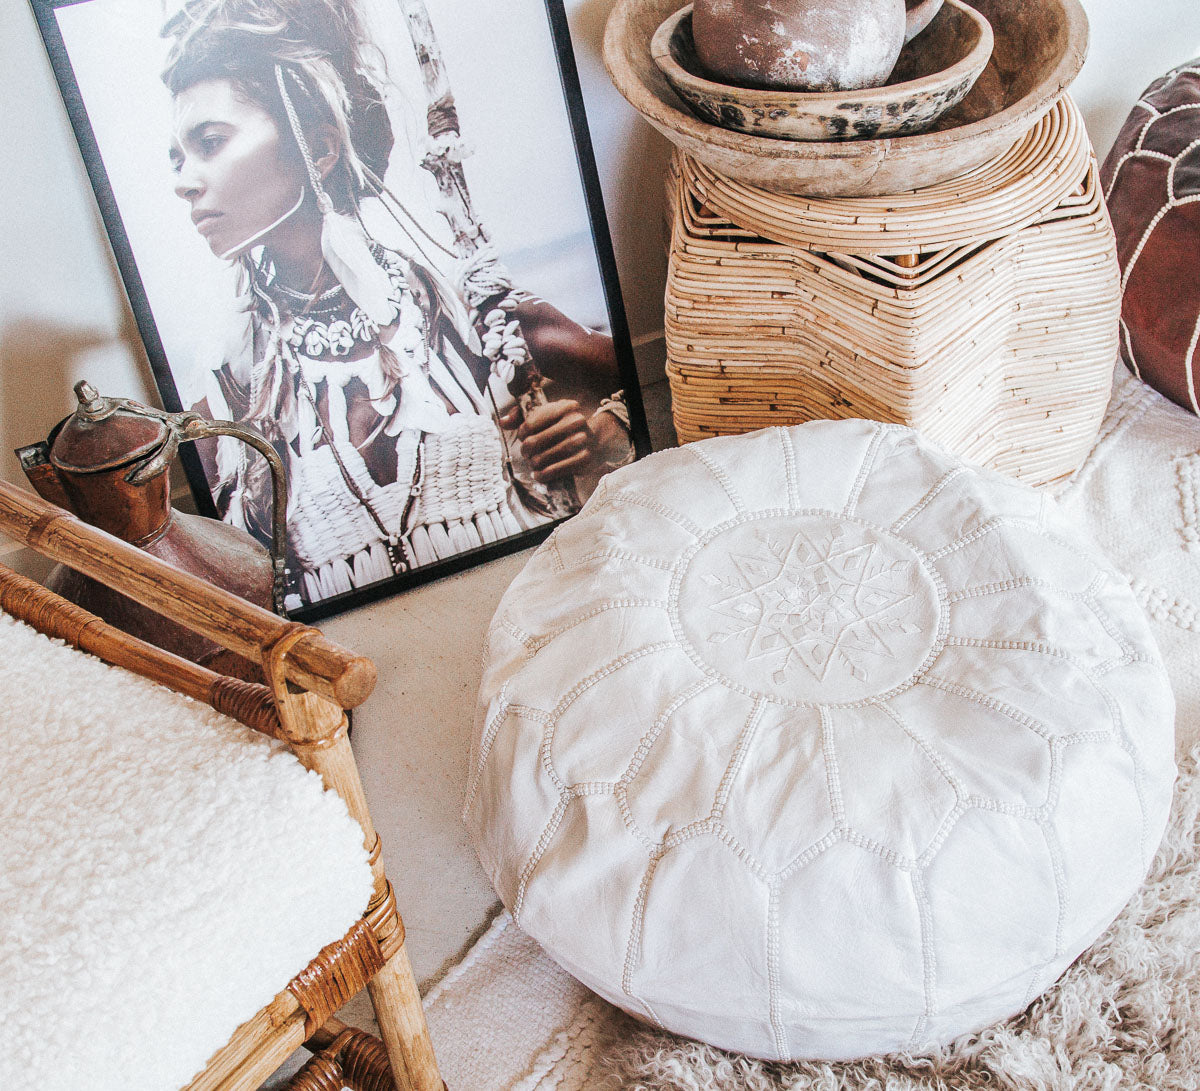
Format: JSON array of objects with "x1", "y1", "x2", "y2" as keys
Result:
[{"x1": 707, "y1": 528, "x2": 917, "y2": 685}]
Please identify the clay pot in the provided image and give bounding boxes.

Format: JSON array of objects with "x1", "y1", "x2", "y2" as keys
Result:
[
  {"x1": 692, "y1": 0, "x2": 943, "y2": 91},
  {"x1": 604, "y1": 0, "x2": 1090, "y2": 195},
  {"x1": 653, "y1": 0, "x2": 992, "y2": 141}
]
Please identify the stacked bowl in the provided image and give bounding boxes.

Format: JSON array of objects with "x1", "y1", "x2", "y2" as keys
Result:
[{"x1": 605, "y1": 0, "x2": 1089, "y2": 196}]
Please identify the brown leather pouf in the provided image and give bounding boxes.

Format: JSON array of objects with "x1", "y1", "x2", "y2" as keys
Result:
[{"x1": 1101, "y1": 60, "x2": 1200, "y2": 415}]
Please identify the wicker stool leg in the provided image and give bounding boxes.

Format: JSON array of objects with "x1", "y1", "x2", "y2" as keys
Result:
[{"x1": 265, "y1": 659, "x2": 444, "y2": 1091}]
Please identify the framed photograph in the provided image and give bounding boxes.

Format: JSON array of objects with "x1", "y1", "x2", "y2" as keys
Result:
[{"x1": 30, "y1": 0, "x2": 650, "y2": 620}]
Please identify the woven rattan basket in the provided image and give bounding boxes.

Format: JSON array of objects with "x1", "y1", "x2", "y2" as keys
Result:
[{"x1": 664, "y1": 95, "x2": 1120, "y2": 486}]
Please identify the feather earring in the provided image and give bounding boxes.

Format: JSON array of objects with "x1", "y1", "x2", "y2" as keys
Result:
[
  {"x1": 275, "y1": 65, "x2": 398, "y2": 328},
  {"x1": 317, "y1": 192, "x2": 397, "y2": 326}
]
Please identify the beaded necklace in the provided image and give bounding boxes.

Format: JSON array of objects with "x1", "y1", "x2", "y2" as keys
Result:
[
  {"x1": 246, "y1": 244, "x2": 433, "y2": 574},
  {"x1": 250, "y1": 244, "x2": 409, "y2": 359}
]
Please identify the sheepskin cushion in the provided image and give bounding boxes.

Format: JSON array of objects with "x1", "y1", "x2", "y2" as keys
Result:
[
  {"x1": 466, "y1": 420, "x2": 1177, "y2": 1062},
  {"x1": 0, "y1": 611, "x2": 374, "y2": 1091}
]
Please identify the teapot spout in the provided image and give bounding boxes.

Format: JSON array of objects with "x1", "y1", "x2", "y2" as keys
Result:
[{"x1": 14, "y1": 440, "x2": 75, "y2": 514}]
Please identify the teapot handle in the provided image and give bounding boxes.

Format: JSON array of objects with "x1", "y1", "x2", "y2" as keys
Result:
[
  {"x1": 127, "y1": 414, "x2": 290, "y2": 617},
  {"x1": 904, "y1": 0, "x2": 943, "y2": 43}
]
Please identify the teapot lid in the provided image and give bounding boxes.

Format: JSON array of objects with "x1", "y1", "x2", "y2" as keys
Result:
[{"x1": 50, "y1": 381, "x2": 170, "y2": 475}]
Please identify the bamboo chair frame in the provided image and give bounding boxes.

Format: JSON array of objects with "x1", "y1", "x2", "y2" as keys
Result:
[{"x1": 0, "y1": 479, "x2": 445, "y2": 1091}]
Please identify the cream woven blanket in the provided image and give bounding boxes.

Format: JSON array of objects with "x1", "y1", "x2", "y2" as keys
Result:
[{"x1": 422, "y1": 367, "x2": 1200, "y2": 1090}]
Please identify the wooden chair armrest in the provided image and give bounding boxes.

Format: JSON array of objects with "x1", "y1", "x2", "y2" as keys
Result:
[
  {"x1": 0, "y1": 481, "x2": 375, "y2": 708},
  {"x1": 0, "y1": 561, "x2": 283, "y2": 736}
]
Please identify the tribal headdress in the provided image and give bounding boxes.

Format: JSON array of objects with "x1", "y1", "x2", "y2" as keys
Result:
[{"x1": 161, "y1": 0, "x2": 402, "y2": 324}]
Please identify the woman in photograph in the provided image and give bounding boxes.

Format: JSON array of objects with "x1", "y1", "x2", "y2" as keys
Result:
[{"x1": 160, "y1": 0, "x2": 634, "y2": 608}]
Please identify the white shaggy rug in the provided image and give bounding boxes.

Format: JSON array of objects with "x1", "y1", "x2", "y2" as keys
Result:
[{"x1": 420, "y1": 369, "x2": 1200, "y2": 1090}]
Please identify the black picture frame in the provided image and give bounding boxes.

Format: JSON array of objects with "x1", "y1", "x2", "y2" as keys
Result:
[{"x1": 29, "y1": 0, "x2": 650, "y2": 622}]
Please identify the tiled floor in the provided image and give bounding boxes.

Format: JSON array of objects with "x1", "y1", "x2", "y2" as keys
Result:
[{"x1": 320, "y1": 379, "x2": 678, "y2": 985}]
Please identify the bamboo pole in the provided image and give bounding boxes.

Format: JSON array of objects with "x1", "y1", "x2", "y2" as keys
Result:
[
  {"x1": 367, "y1": 951, "x2": 445, "y2": 1091},
  {"x1": 398, "y1": 0, "x2": 487, "y2": 256},
  {"x1": 0, "y1": 481, "x2": 375, "y2": 708},
  {"x1": 397, "y1": 0, "x2": 578, "y2": 517}
]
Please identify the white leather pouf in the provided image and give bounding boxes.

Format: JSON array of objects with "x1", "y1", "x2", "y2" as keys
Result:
[{"x1": 466, "y1": 420, "x2": 1176, "y2": 1061}]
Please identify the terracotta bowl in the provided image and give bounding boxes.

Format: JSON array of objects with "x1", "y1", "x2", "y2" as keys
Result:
[
  {"x1": 651, "y1": 1, "x2": 993, "y2": 142},
  {"x1": 605, "y1": 0, "x2": 1089, "y2": 195}
]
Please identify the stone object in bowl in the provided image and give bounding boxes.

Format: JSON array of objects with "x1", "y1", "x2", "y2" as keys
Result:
[
  {"x1": 691, "y1": 0, "x2": 943, "y2": 92},
  {"x1": 653, "y1": 1, "x2": 993, "y2": 141},
  {"x1": 604, "y1": 0, "x2": 1089, "y2": 196}
]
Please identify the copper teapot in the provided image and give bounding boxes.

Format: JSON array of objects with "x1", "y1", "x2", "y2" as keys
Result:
[{"x1": 16, "y1": 381, "x2": 287, "y2": 676}]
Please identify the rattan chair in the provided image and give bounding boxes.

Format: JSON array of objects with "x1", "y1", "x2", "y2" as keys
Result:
[{"x1": 0, "y1": 478, "x2": 444, "y2": 1091}]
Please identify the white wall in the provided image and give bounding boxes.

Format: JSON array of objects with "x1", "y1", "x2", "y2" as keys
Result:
[{"x1": 2, "y1": 0, "x2": 1199, "y2": 507}]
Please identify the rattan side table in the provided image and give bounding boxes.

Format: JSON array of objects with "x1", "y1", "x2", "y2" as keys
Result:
[{"x1": 664, "y1": 95, "x2": 1120, "y2": 486}]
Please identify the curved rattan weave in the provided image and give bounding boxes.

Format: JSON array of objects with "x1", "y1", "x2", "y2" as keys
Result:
[
  {"x1": 286, "y1": 1027, "x2": 407, "y2": 1091},
  {"x1": 664, "y1": 95, "x2": 1120, "y2": 486},
  {"x1": 681, "y1": 97, "x2": 1092, "y2": 254},
  {"x1": 289, "y1": 920, "x2": 386, "y2": 1037}
]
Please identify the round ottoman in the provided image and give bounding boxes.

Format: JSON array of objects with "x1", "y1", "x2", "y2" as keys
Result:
[{"x1": 466, "y1": 420, "x2": 1176, "y2": 1061}]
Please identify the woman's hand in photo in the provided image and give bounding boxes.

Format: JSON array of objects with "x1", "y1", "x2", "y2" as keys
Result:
[
  {"x1": 511, "y1": 298, "x2": 621, "y2": 395},
  {"x1": 500, "y1": 399, "x2": 606, "y2": 482}
]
